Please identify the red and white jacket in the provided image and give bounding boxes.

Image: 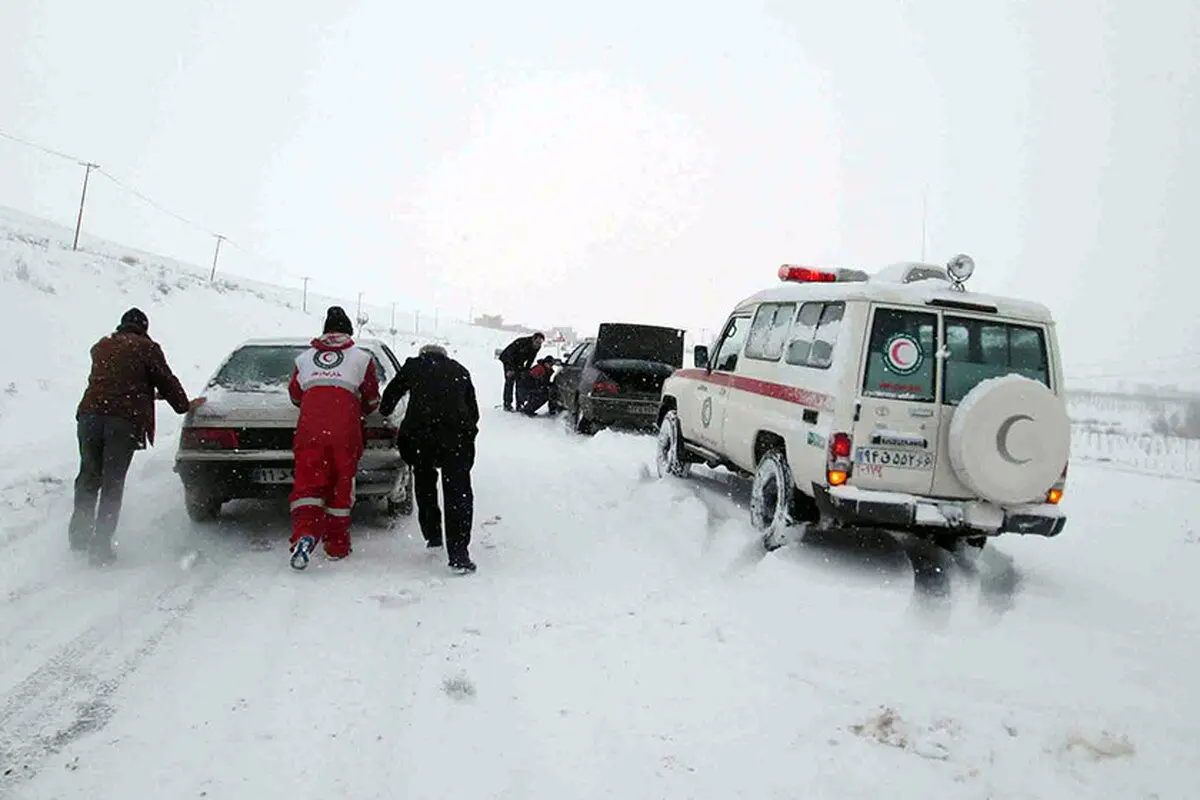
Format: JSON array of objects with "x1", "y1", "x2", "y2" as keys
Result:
[{"x1": 288, "y1": 334, "x2": 380, "y2": 443}]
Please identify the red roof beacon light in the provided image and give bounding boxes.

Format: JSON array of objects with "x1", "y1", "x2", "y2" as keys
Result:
[{"x1": 778, "y1": 264, "x2": 838, "y2": 283}]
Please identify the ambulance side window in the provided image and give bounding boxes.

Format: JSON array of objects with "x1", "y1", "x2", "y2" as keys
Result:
[
  {"x1": 785, "y1": 302, "x2": 844, "y2": 369},
  {"x1": 712, "y1": 315, "x2": 752, "y2": 372},
  {"x1": 745, "y1": 303, "x2": 796, "y2": 362}
]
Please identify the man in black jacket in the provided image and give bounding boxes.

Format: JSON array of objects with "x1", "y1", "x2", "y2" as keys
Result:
[
  {"x1": 497, "y1": 332, "x2": 544, "y2": 411},
  {"x1": 379, "y1": 343, "x2": 480, "y2": 573}
]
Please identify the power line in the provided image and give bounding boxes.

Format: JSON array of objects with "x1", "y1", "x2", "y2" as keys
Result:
[
  {"x1": 95, "y1": 168, "x2": 217, "y2": 237},
  {"x1": 0, "y1": 128, "x2": 83, "y2": 164}
]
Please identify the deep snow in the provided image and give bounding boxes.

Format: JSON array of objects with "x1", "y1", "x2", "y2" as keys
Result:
[{"x1": 2, "y1": 210, "x2": 1199, "y2": 799}]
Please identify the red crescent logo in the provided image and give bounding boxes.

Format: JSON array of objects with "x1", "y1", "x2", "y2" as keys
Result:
[{"x1": 889, "y1": 339, "x2": 914, "y2": 368}]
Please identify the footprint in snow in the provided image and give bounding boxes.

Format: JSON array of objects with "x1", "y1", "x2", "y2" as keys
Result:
[
  {"x1": 442, "y1": 674, "x2": 476, "y2": 702},
  {"x1": 372, "y1": 590, "x2": 421, "y2": 609}
]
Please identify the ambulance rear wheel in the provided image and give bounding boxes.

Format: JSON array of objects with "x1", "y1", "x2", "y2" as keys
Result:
[{"x1": 750, "y1": 449, "x2": 800, "y2": 551}]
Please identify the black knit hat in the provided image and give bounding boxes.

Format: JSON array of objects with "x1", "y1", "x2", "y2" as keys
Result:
[
  {"x1": 119, "y1": 307, "x2": 149, "y2": 334},
  {"x1": 323, "y1": 306, "x2": 354, "y2": 335}
]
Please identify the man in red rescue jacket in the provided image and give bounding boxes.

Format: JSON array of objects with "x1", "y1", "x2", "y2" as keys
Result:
[{"x1": 286, "y1": 306, "x2": 380, "y2": 569}]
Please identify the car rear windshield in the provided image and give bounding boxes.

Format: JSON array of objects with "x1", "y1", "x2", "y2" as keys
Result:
[
  {"x1": 211, "y1": 345, "x2": 306, "y2": 389},
  {"x1": 593, "y1": 324, "x2": 685, "y2": 367},
  {"x1": 943, "y1": 316, "x2": 1050, "y2": 404}
]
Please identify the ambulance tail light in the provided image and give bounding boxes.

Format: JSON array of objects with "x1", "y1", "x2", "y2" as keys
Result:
[
  {"x1": 181, "y1": 428, "x2": 239, "y2": 450},
  {"x1": 828, "y1": 432, "x2": 853, "y2": 486},
  {"x1": 1047, "y1": 461, "x2": 1068, "y2": 504}
]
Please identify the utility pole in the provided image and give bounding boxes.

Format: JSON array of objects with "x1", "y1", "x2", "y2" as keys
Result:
[
  {"x1": 415, "y1": 310, "x2": 420, "y2": 335},
  {"x1": 301, "y1": 277, "x2": 310, "y2": 313},
  {"x1": 209, "y1": 234, "x2": 226, "y2": 281},
  {"x1": 356, "y1": 292, "x2": 363, "y2": 321},
  {"x1": 72, "y1": 161, "x2": 99, "y2": 251},
  {"x1": 434, "y1": 308, "x2": 439, "y2": 331}
]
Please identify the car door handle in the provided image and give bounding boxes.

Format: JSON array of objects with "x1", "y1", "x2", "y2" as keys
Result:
[{"x1": 697, "y1": 385, "x2": 709, "y2": 393}]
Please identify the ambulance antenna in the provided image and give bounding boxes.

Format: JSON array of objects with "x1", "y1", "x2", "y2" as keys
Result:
[{"x1": 920, "y1": 186, "x2": 929, "y2": 262}]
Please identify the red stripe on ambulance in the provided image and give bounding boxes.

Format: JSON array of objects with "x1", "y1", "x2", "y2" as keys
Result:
[{"x1": 673, "y1": 369, "x2": 833, "y2": 411}]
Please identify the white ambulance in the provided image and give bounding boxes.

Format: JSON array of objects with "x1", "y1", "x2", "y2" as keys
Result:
[{"x1": 655, "y1": 256, "x2": 1071, "y2": 551}]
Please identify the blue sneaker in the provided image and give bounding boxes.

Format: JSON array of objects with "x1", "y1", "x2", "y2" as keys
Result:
[{"x1": 290, "y1": 536, "x2": 316, "y2": 570}]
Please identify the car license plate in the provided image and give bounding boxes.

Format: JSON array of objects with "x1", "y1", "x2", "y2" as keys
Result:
[
  {"x1": 855, "y1": 447, "x2": 934, "y2": 470},
  {"x1": 252, "y1": 468, "x2": 294, "y2": 484}
]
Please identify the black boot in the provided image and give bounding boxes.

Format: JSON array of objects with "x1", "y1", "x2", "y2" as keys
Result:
[{"x1": 448, "y1": 552, "x2": 476, "y2": 574}]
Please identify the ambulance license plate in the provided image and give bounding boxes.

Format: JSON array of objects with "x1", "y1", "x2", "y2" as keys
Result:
[{"x1": 855, "y1": 448, "x2": 934, "y2": 470}]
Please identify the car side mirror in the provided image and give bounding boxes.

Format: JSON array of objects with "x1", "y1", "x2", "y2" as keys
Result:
[{"x1": 693, "y1": 345, "x2": 709, "y2": 369}]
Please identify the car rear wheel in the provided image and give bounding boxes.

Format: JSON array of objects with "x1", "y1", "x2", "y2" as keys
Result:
[
  {"x1": 386, "y1": 466, "x2": 414, "y2": 518},
  {"x1": 655, "y1": 410, "x2": 692, "y2": 478},
  {"x1": 184, "y1": 489, "x2": 221, "y2": 523},
  {"x1": 750, "y1": 449, "x2": 802, "y2": 551},
  {"x1": 573, "y1": 396, "x2": 595, "y2": 435}
]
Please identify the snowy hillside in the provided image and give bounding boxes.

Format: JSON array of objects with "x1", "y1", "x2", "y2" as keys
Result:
[
  {"x1": 1, "y1": 211, "x2": 1199, "y2": 799},
  {"x1": 0, "y1": 206, "x2": 514, "y2": 518}
]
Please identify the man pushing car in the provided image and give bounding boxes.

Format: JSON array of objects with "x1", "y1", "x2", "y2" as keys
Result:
[{"x1": 286, "y1": 306, "x2": 380, "y2": 569}]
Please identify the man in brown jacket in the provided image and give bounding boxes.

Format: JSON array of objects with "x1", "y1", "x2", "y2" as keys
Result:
[{"x1": 70, "y1": 307, "x2": 199, "y2": 564}]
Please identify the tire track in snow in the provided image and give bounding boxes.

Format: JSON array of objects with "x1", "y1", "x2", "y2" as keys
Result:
[{"x1": 0, "y1": 564, "x2": 221, "y2": 797}]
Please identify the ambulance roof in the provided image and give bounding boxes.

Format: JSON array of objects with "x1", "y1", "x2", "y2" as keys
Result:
[{"x1": 735, "y1": 262, "x2": 1056, "y2": 324}]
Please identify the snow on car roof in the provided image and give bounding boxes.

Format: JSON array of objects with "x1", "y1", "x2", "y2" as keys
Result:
[
  {"x1": 735, "y1": 263, "x2": 1056, "y2": 323},
  {"x1": 236, "y1": 336, "x2": 389, "y2": 348}
]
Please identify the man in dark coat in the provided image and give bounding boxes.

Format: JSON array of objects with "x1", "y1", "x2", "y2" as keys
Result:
[
  {"x1": 71, "y1": 308, "x2": 198, "y2": 563},
  {"x1": 379, "y1": 343, "x2": 480, "y2": 573},
  {"x1": 497, "y1": 332, "x2": 544, "y2": 411}
]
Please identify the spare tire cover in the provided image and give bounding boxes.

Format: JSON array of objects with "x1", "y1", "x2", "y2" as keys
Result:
[{"x1": 947, "y1": 375, "x2": 1070, "y2": 505}]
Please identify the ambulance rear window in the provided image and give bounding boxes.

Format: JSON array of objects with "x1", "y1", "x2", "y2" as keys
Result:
[
  {"x1": 942, "y1": 317, "x2": 1050, "y2": 404},
  {"x1": 862, "y1": 309, "x2": 937, "y2": 402}
]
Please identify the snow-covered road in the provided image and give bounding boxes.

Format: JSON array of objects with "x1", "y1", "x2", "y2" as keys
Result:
[
  {"x1": 3, "y1": 209, "x2": 1199, "y2": 798},
  {"x1": 3, "y1": 387, "x2": 1199, "y2": 799}
]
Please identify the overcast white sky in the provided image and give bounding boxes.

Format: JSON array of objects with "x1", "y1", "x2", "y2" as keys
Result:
[{"x1": 1, "y1": 0, "x2": 1198, "y2": 387}]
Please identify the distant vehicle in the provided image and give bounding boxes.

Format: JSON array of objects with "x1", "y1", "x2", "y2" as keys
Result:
[
  {"x1": 551, "y1": 323, "x2": 686, "y2": 434},
  {"x1": 657, "y1": 256, "x2": 1071, "y2": 552},
  {"x1": 173, "y1": 337, "x2": 414, "y2": 522}
]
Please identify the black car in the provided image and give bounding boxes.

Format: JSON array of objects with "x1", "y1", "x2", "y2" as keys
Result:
[{"x1": 551, "y1": 323, "x2": 685, "y2": 434}]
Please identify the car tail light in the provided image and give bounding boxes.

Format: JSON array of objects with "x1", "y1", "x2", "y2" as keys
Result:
[
  {"x1": 827, "y1": 432, "x2": 853, "y2": 486},
  {"x1": 592, "y1": 379, "x2": 620, "y2": 396},
  {"x1": 365, "y1": 425, "x2": 397, "y2": 447},
  {"x1": 181, "y1": 428, "x2": 239, "y2": 450}
]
